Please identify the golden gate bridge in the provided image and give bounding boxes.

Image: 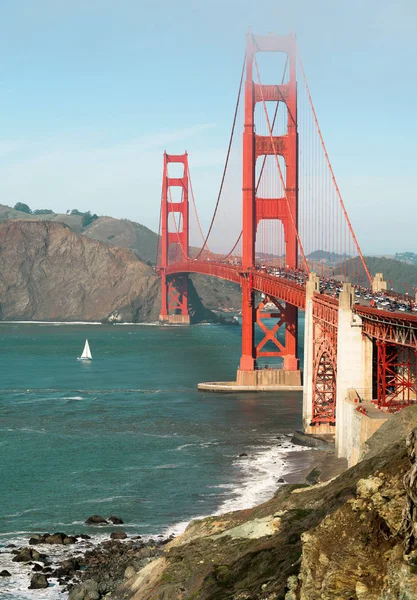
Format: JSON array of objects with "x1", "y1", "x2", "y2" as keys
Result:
[{"x1": 155, "y1": 30, "x2": 417, "y2": 459}]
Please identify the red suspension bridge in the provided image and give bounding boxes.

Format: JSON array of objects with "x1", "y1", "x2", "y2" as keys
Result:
[{"x1": 156, "y1": 31, "x2": 417, "y2": 449}]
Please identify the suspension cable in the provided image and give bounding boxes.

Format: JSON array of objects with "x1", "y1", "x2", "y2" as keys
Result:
[
  {"x1": 155, "y1": 192, "x2": 162, "y2": 266},
  {"x1": 193, "y1": 52, "x2": 246, "y2": 260},
  {"x1": 187, "y1": 164, "x2": 213, "y2": 255},
  {"x1": 296, "y1": 45, "x2": 372, "y2": 285}
]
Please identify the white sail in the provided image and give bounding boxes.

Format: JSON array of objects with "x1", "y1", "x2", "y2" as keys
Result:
[{"x1": 80, "y1": 339, "x2": 92, "y2": 360}]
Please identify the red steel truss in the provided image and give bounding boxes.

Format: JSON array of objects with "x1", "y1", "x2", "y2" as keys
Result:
[
  {"x1": 311, "y1": 294, "x2": 338, "y2": 425},
  {"x1": 165, "y1": 262, "x2": 306, "y2": 310},
  {"x1": 159, "y1": 152, "x2": 190, "y2": 320},
  {"x1": 376, "y1": 341, "x2": 417, "y2": 410},
  {"x1": 240, "y1": 32, "x2": 299, "y2": 371},
  {"x1": 356, "y1": 306, "x2": 417, "y2": 349},
  {"x1": 355, "y1": 307, "x2": 417, "y2": 409}
]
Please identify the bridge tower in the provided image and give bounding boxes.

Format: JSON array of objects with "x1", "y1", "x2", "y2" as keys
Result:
[
  {"x1": 158, "y1": 152, "x2": 190, "y2": 325},
  {"x1": 238, "y1": 32, "x2": 301, "y2": 386}
]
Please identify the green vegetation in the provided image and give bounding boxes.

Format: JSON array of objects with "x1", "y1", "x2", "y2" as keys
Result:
[
  {"x1": 364, "y1": 256, "x2": 417, "y2": 293},
  {"x1": 336, "y1": 256, "x2": 417, "y2": 294},
  {"x1": 395, "y1": 252, "x2": 417, "y2": 265},
  {"x1": 81, "y1": 211, "x2": 98, "y2": 228},
  {"x1": 70, "y1": 209, "x2": 98, "y2": 228},
  {"x1": 33, "y1": 209, "x2": 54, "y2": 215},
  {"x1": 14, "y1": 202, "x2": 31, "y2": 213}
]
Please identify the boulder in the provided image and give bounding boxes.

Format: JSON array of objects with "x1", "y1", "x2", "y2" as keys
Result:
[
  {"x1": 32, "y1": 563, "x2": 43, "y2": 572},
  {"x1": 239, "y1": 452, "x2": 248, "y2": 457},
  {"x1": 85, "y1": 515, "x2": 108, "y2": 526},
  {"x1": 68, "y1": 579, "x2": 100, "y2": 600},
  {"x1": 44, "y1": 532, "x2": 76, "y2": 544},
  {"x1": 29, "y1": 573, "x2": 49, "y2": 589},
  {"x1": 0, "y1": 570, "x2": 11, "y2": 577},
  {"x1": 29, "y1": 535, "x2": 42, "y2": 545},
  {"x1": 110, "y1": 531, "x2": 127, "y2": 540},
  {"x1": 124, "y1": 565, "x2": 136, "y2": 580},
  {"x1": 55, "y1": 557, "x2": 81, "y2": 577},
  {"x1": 12, "y1": 547, "x2": 41, "y2": 562},
  {"x1": 63, "y1": 535, "x2": 77, "y2": 545},
  {"x1": 108, "y1": 515, "x2": 124, "y2": 524}
]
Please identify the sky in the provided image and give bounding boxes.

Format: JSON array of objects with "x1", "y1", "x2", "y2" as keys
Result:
[{"x1": 0, "y1": 0, "x2": 416, "y2": 254}]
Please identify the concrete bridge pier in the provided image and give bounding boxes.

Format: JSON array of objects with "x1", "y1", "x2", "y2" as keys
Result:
[
  {"x1": 335, "y1": 283, "x2": 373, "y2": 458},
  {"x1": 302, "y1": 273, "x2": 320, "y2": 433},
  {"x1": 372, "y1": 272, "x2": 387, "y2": 293}
]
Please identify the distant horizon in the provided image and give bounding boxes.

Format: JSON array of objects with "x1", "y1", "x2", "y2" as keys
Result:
[{"x1": 1, "y1": 200, "x2": 414, "y2": 259}]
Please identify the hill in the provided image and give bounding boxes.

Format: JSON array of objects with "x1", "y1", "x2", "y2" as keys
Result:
[
  {"x1": 0, "y1": 204, "x2": 159, "y2": 262},
  {"x1": 336, "y1": 256, "x2": 417, "y2": 293},
  {"x1": 0, "y1": 203, "x2": 241, "y2": 312},
  {"x1": 0, "y1": 221, "x2": 217, "y2": 323}
]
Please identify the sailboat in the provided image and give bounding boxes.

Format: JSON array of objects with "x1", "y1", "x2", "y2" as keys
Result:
[{"x1": 77, "y1": 339, "x2": 92, "y2": 361}]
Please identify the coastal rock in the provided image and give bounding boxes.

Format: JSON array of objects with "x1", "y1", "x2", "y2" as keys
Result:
[
  {"x1": 0, "y1": 570, "x2": 11, "y2": 576},
  {"x1": 44, "y1": 532, "x2": 68, "y2": 544},
  {"x1": 29, "y1": 535, "x2": 42, "y2": 545},
  {"x1": 12, "y1": 547, "x2": 41, "y2": 562},
  {"x1": 68, "y1": 579, "x2": 100, "y2": 600},
  {"x1": 54, "y1": 558, "x2": 81, "y2": 578},
  {"x1": 110, "y1": 531, "x2": 127, "y2": 540},
  {"x1": 85, "y1": 515, "x2": 108, "y2": 526},
  {"x1": 108, "y1": 516, "x2": 124, "y2": 524},
  {"x1": 64, "y1": 535, "x2": 78, "y2": 545},
  {"x1": 29, "y1": 573, "x2": 49, "y2": 589}
]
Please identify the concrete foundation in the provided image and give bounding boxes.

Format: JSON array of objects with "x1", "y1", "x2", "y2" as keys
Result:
[
  {"x1": 335, "y1": 283, "x2": 373, "y2": 457},
  {"x1": 236, "y1": 368, "x2": 302, "y2": 387},
  {"x1": 198, "y1": 381, "x2": 303, "y2": 392},
  {"x1": 198, "y1": 367, "x2": 303, "y2": 392},
  {"x1": 337, "y1": 390, "x2": 390, "y2": 466},
  {"x1": 303, "y1": 423, "x2": 336, "y2": 436},
  {"x1": 159, "y1": 314, "x2": 191, "y2": 325}
]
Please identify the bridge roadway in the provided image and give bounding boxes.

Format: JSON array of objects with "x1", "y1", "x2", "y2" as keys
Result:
[{"x1": 164, "y1": 260, "x2": 417, "y2": 337}]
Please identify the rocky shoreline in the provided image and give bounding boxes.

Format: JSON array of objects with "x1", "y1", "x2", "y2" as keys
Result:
[
  {"x1": 0, "y1": 434, "x2": 337, "y2": 600},
  {"x1": 0, "y1": 517, "x2": 174, "y2": 599}
]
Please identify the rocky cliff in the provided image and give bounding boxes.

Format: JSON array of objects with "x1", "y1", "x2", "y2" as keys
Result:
[
  {"x1": 0, "y1": 221, "x2": 215, "y2": 323},
  {"x1": 104, "y1": 407, "x2": 417, "y2": 600}
]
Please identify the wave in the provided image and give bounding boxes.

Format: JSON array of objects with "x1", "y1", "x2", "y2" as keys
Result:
[{"x1": 162, "y1": 434, "x2": 314, "y2": 538}]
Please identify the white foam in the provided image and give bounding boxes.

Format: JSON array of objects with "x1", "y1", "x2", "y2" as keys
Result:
[{"x1": 163, "y1": 435, "x2": 313, "y2": 538}]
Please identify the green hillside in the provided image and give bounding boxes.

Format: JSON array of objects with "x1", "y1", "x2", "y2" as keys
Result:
[{"x1": 339, "y1": 256, "x2": 417, "y2": 294}]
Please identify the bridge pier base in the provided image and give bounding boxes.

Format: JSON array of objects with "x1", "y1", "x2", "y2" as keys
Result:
[
  {"x1": 335, "y1": 283, "x2": 373, "y2": 459},
  {"x1": 159, "y1": 314, "x2": 191, "y2": 325},
  {"x1": 236, "y1": 368, "x2": 302, "y2": 388}
]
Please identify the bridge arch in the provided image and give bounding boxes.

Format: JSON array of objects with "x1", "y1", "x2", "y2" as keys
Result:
[{"x1": 312, "y1": 339, "x2": 337, "y2": 425}]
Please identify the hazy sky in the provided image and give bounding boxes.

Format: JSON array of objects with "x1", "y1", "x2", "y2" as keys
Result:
[{"x1": 0, "y1": 0, "x2": 416, "y2": 254}]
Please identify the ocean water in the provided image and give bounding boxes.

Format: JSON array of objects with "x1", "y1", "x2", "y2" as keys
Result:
[{"x1": 0, "y1": 320, "x2": 310, "y2": 599}]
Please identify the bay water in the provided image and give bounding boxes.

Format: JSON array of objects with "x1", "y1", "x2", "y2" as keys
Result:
[{"x1": 0, "y1": 320, "x2": 311, "y2": 599}]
